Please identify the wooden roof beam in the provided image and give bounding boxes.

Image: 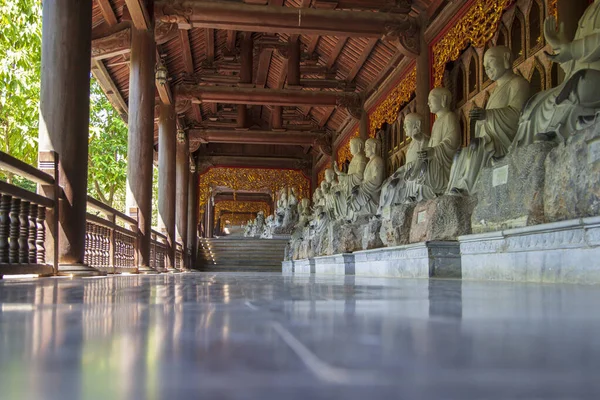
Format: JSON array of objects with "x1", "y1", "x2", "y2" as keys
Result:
[
  {"x1": 190, "y1": 129, "x2": 325, "y2": 146},
  {"x1": 327, "y1": 37, "x2": 348, "y2": 69},
  {"x1": 155, "y1": 0, "x2": 420, "y2": 56},
  {"x1": 198, "y1": 155, "x2": 310, "y2": 170},
  {"x1": 176, "y1": 85, "x2": 361, "y2": 107},
  {"x1": 314, "y1": 0, "x2": 411, "y2": 11},
  {"x1": 124, "y1": 0, "x2": 152, "y2": 30},
  {"x1": 97, "y1": 0, "x2": 118, "y2": 26},
  {"x1": 91, "y1": 59, "x2": 128, "y2": 118},
  {"x1": 91, "y1": 27, "x2": 131, "y2": 60}
]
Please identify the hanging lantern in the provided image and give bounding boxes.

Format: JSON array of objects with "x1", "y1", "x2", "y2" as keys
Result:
[{"x1": 155, "y1": 59, "x2": 168, "y2": 86}]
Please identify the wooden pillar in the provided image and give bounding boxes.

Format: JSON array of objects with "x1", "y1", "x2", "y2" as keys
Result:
[
  {"x1": 416, "y1": 28, "x2": 431, "y2": 131},
  {"x1": 239, "y1": 32, "x2": 254, "y2": 85},
  {"x1": 38, "y1": 0, "x2": 99, "y2": 275},
  {"x1": 557, "y1": 0, "x2": 589, "y2": 42},
  {"x1": 272, "y1": 106, "x2": 283, "y2": 129},
  {"x1": 176, "y1": 130, "x2": 189, "y2": 269},
  {"x1": 186, "y1": 169, "x2": 199, "y2": 269},
  {"x1": 127, "y1": 25, "x2": 157, "y2": 272},
  {"x1": 158, "y1": 103, "x2": 176, "y2": 271},
  {"x1": 237, "y1": 105, "x2": 248, "y2": 129},
  {"x1": 359, "y1": 109, "x2": 369, "y2": 141},
  {"x1": 288, "y1": 35, "x2": 301, "y2": 88}
]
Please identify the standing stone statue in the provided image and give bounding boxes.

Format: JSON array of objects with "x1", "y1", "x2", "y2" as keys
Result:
[
  {"x1": 333, "y1": 138, "x2": 368, "y2": 220},
  {"x1": 377, "y1": 113, "x2": 427, "y2": 216},
  {"x1": 513, "y1": 2, "x2": 600, "y2": 147},
  {"x1": 254, "y1": 211, "x2": 265, "y2": 237},
  {"x1": 275, "y1": 188, "x2": 287, "y2": 227},
  {"x1": 347, "y1": 138, "x2": 385, "y2": 222},
  {"x1": 448, "y1": 46, "x2": 530, "y2": 194},
  {"x1": 282, "y1": 187, "x2": 299, "y2": 228}
]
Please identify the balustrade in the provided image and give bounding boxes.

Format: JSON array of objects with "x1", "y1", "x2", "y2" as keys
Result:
[
  {"x1": 1, "y1": 150, "x2": 189, "y2": 277},
  {"x1": 0, "y1": 151, "x2": 57, "y2": 277}
]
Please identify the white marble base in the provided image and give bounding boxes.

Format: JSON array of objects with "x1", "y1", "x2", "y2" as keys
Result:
[
  {"x1": 282, "y1": 261, "x2": 294, "y2": 274},
  {"x1": 313, "y1": 254, "x2": 355, "y2": 275},
  {"x1": 294, "y1": 259, "x2": 314, "y2": 274},
  {"x1": 353, "y1": 241, "x2": 461, "y2": 279},
  {"x1": 459, "y1": 216, "x2": 600, "y2": 284}
]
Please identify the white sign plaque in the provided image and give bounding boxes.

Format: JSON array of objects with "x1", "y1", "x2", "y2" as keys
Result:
[{"x1": 492, "y1": 165, "x2": 509, "y2": 187}]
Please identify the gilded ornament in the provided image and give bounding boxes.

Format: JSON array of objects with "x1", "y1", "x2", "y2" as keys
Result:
[
  {"x1": 214, "y1": 201, "x2": 271, "y2": 226},
  {"x1": 432, "y1": 0, "x2": 514, "y2": 87},
  {"x1": 198, "y1": 167, "x2": 310, "y2": 208}
]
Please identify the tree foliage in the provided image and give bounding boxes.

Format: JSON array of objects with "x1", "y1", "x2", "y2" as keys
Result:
[
  {"x1": 88, "y1": 79, "x2": 129, "y2": 210},
  {"x1": 0, "y1": 0, "x2": 42, "y2": 189}
]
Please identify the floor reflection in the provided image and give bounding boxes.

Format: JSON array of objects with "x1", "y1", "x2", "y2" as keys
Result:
[{"x1": 0, "y1": 273, "x2": 599, "y2": 399}]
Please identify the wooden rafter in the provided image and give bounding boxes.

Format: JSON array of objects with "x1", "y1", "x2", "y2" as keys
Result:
[
  {"x1": 205, "y1": 28, "x2": 215, "y2": 63},
  {"x1": 226, "y1": 30, "x2": 236, "y2": 53},
  {"x1": 97, "y1": 0, "x2": 118, "y2": 26},
  {"x1": 179, "y1": 29, "x2": 202, "y2": 121},
  {"x1": 327, "y1": 37, "x2": 348, "y2": 69},
  {"x1": 318, "y1": 108, "x2": 335, "y2": 127},
  {"x1": 91, "y1": 59, "x2": 128, "y2": 117},
  {"x1": 124, "y1": 0, "x2": 151, "y2": 30},
  {"x1": 346, "y1": 38, "x2": 378, "y2": 82}
]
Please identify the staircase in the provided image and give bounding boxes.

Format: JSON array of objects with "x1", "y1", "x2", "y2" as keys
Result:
[{"x1": 198, "y1": 237, "x2": 289, "y2": 271}]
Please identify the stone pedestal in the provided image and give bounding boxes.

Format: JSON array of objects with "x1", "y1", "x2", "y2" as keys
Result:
[
  {"x1": 472, "y1": 141, "x2": 556, "y2": 233},
  {"x1": 314, "y1": 253, "x2": 355, "y2": 275},
  {"x1": 362, "y1": 218, "x2": 384, "y2": 250},
  {"x1": 327, "y1": 219, "x2": 365, "y2": 255},
  {"x1": 294, "y1": 258, "x2": 314, "y2": 274},
  {"x1": 460, "y1": 216, "x2": 600, "y2": 284},
  {"x1": 379, "y1": 203, "x2": 415, "y2": 247},
  {"x1": 544, "y1": 123, "x2": 600, "y2": 223},
  {"x1": 353, "y1": 241, "x2": 461, "y2": 279},
  {"x1": 409, "y1": 195, "x2": 476, "y2": 243},
  {"x1": 282, "y1": 260, "x2": 294, "y2": 274}
]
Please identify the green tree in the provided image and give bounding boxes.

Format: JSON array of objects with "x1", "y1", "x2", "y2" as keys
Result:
[
  {"x1": 0, "y1": 0, "x2": 42, "y2": 189},
  {"x1": 88, "y1": 79, "x2": 129, "y2": 210}
]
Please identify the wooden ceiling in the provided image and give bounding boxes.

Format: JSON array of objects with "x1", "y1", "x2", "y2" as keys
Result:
[{"x1": 90, "y1": 0, "x2": 446, "y2": 166}]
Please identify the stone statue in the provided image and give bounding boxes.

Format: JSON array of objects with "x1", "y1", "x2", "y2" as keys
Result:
[
  {"x1": 243, "y1": 221, "x2": 253, "y2": 237},
  {"x1": 347, "y1": 138, "x2": 385, "y2": 222},
  {"x1": 322, "y1": 168, "x2": 340, "y2": 219},
  {"x1": 275, "y1": 188, "x2": 287, "y2": 227},
  {"x1": 254, "y1": 211, "x2": 265, "y2": 236},
  {"x1": 261, "y1": 215, "x2": 275, "y2": 239},
  {"x1": 447, "y1": 46, "x2": 530, "y2": 195},
  {"x1": 377, "y1": 113, "x2": 426, "y2": 215},
  {"x1": 333, "y1": 138, "x2": 368, "y2": 220},
  {"x1": 512, "y1": 3, "x2": 600, "y2": 147},
  {"x1": 282, "y1": 187, "x2": 299, "y2": 228}
]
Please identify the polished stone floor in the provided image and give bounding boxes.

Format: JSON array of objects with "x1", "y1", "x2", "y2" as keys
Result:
[{"x1": 1, "y1": 272, "x2": 600, "y2": 399}]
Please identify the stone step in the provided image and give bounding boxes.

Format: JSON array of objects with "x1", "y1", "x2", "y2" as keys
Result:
[{"x1": 198, "y1": 237, "x2": 288, "y2": 269}]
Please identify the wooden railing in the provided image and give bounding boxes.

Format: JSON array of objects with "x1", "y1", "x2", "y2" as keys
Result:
[
  {"x1": 150, "y1": 230, "x2": 168, "y2": 272},
  {"x1": 1, "y1": 150, "x2": 189, "y2": 276},
  {"x1": 86, "y1": 196, "x2": 138, "y2": 274},
  {"x1": 0, "y1": 151, "x2": 58, "y2": 277}
]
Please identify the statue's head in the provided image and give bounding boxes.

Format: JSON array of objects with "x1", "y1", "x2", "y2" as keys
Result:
[
  {"x1": 404, "y1": 113, "x2": 424, "y2": 140},
  {"x1": 484, "y1": 46, "x2": 512, "y2": 81},
  {"x1": 365, "y1": 138, "x2": 381, "y2": 158},
  {"x1": 320, "y1": 180, "x2": 331, "y2": 193},
  {"x1": 428, "y1": 87, "x2": 452, "y2": 114},
  {"x1": 349, "y1": 137, "x2": 365, "y2": 156},
  {"x1": 324, "y1": 168, "x2": 335, "y2": 182},
  {"x1": 314, "y1": 188, "x2": 323, "y2": 200}
]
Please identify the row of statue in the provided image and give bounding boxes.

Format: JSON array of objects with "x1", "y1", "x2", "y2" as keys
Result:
[
  {"x1": 243, "y1": 187, "x2": 302, "y2": 238},
  {"x1": 287, "y1": 0, "x2": 600, "y2": 258}
]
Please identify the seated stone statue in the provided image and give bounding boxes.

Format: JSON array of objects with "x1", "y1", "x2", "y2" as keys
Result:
[
  {"x1": 275, "y1": 188, "x2": 287, "y2": 227},
  {"x1": 347, "y1": 138, "x2": 385, "y2": 222},
  {"x1": 448, "y1": 46, "x2": 530, "y2": 194},
  {"x1": 377, "y1": 112, "x2": 426, "y2": 216},
  {"x1": 333, "y1": 138, "x2": 367, "y2": 220},
  {"x1": 322, "y1": 168, "x2": 340, "y2": 219},
  {"x1": 283, "y1": 187, "x2": 299, "y2": 227},
  {"x1": 254, "y1": 211, "x2": 265, "y2": 236},
  {"x1": 512, "y1": 3, "x2": 600, "y2": 147}
]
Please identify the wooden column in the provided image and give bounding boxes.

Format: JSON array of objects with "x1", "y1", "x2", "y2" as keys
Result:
[
  {"x1": 272, "y1": 106, "x2": 283, "y2": 129},
  {"x1": 158, "y1": 103, "x2": 177, "y2": 271},
  {"x1": 186, "y1": 169, "x2": 199, "y2": 269},
  {"x1": 127, "y1": 25, "x2": 157, "y2": 272},
  {"x1": 176, "y1": 130, "x2": 189, "y2": 269},
  {"x1": 288, "y1": 35, "x2": 301, "y2": 88},
  {"x1": 557, "y1": 0, "x2": 589, "y2": 41},
  {"x1": 38, "y1": 0, "x2": 99, "y2": 275},
  {"x1": 239, "y1": 32, "x2": 254, "y2": 85},
  {"x1": 237, "y1": 105, "x2": 248, "y2": 129},
  {"x1": 359, "y1": 109, "x2": 369, "y2": 141},
  {"x1": 416, "y1": 27, "x2": 431, "y2": 130}
]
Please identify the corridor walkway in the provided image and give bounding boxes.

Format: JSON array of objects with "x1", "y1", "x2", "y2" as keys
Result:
[{"x1": 0, "y1": 272, "x2": 599, "y2": 399}]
